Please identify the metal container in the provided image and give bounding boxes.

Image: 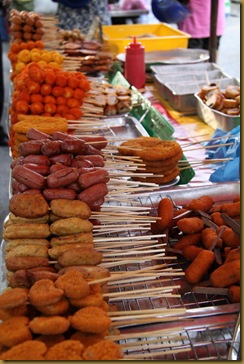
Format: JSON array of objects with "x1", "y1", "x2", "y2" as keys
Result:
[
  {"x1": 154, "y1": 69, "x2": 227, "y2": 100},
  {"x1": 150, "y1": 62, "x2": 222, "y2": 75}
]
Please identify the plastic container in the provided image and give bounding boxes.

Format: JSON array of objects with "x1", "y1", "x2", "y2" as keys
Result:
[
  {"x1": 102, "y1": 23, "x2": 190, "y2": 54},
  {"x1": 124, "y1": 37, "x2": 145, "y2": 89}
]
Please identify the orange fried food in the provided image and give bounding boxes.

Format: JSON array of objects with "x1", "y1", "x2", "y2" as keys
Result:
[
  {"x1": 0, "y1": 304, "x2": 28, "y2": 321},
  {"x1": 173, "y1": 233, "x2": 201, "y2": 250},
  {"x1": 0, "y1": 340, "x2": 47, "y2": 360},
  {"x1": 45, "y1": 340, "x2": 84, "y2": 360},
  {"x1": 35, "y1": 334, "x2": 65, "y2": 349},
  {"x1": 28, "y1": 279, "x2": 64, "y2": 307},
  {"x1": 0, "y1": 316, "x2": 32, "y2": 347},
  {"x1": 210, "y1": 259, "x2": 240, "y2": 288},
  {"x1": 55, "y1": 270, "x2": 90, "y2": 300},
  {"x1": 9, "y1": 192, "x2": 49, "y2": 218},
  {"x1": 69, "y1": 306, "x2": 112, "y2": 334},
  {"x1": 220, "y1": 201, "x2": 240, "y2": 217},
  {"x1": 71, "y1": 331, "x2": 106, "y2": 348},
  {"x1": 50, "y1": 199, "x2": 91, "y2": 219},
  {"x1": 29, "y1": 315, "x2": 70, "y2": 335},
  {"x1": 69, "y1": 293, "x2": 104, "y2": 308},
  {"x1": 201, "y1": 227, "x2": 223, "y2": 249},
  {"x1": 58, "y1": 247, "x2": 103, "y2": 267},
  {"x1": 185, "y1": 250, "x2": 215, "y2": 285},
  {"x1": 82, "y1": 339, "x2": 123, "y2": 360},
  {"x1": 36, "y1": 297, "x2": 70, "y2": 316},
  {"x1": 177, "y1": 217, "x2": 204, "y2": 234},
  {"x1": 0, "y1": 287, "x2": 28, "y2": 310},
  {"x1": 217, "y1": 225, "x2": 240, "y2": 248},
  {"x1": 185, "y1": 195, "x2": 214, "y2": 212},
  {"x1": 155, "y1": 197, "x2": 174, "y2": 231}
]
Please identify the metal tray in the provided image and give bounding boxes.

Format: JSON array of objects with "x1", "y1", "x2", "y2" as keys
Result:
[{"x1": 150, "y1": 62, "x2": 222, "y2": 75}]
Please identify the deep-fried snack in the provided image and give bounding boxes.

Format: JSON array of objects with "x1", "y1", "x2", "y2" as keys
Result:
[
  {"x1": 82, "y1": 339, "x2": 123, "y2": 360},
  {"x1": 29, "y1": 315, "x2": 70, "y2": 335},
  {"x1": 6, "y1": 256, "x2": 50, "y2": 272},
  {"x1": 132, "y1": 167, "x2": 180, "y2": 184},
  {"x1": 69, "y1": 293, "x2": 104, "y2": 308},
  {"x1": 45, "y1": 340, "x2": 84, "y2": 360},
  {"x1": 0, "y1": 287, "x2": 28, "y2": 310},
  {"x1": 58, "y1": 265, "x2": 110, "y2": 281},
  {"x1": 9, "y1": 193, "x2": 49, "y2": 218},
  {"x1": 210, "y1": 212, "x2": 225, "y2": 226},
  {"x1": 224, "y1": 247, "x2": 240, "y2": 264},
  {"x1": 217, "y1": 225, "x2": 240, "y2": 248},
  {"x1": 27, "y1": 270, "x2": 60, "y2": 285},
  {"x1": 220, "y1": 201, "x2": 240, "y2": 217},
  {"x1": 35, "y1": 334, "x2": 65, "y2": 349},
  {"x1": 142, "y1": 150, "x2": 182, "y2": 167},
  {"x1": 71, "y1": 331, "x2": 106, "y2": 348},
  {"x1": 185, "y1": 195, "x2": 214, "y2": 212},
  {"x1": 0, "y1": 340, "x2": 47, "y2": 360},
  {"x1": 3, "y1": 223, "x2": 50, "y2": 240},
  {"x1": 50, "y1": 217, "x2": 93, "y2": 236},
  {"x1": 55, "y1": 270, "x2": 90, "y2": 299},
  {"x1": 177, "y1": 217, "x2": 204, "y2": 234},
  {"x1": 0, "y1": 316, "x2": 32, "y2": 347},
  {"x1": 36, "y1": 297, "x2": 70, "y2": 316},
  {"x1": 228, "y1": 285, "x2": 240, "y2": 303},
  {"x1": 5, "y1": 239, "x2": 50, "y2": 252},
  {"x1": 6, "y1": 244, "x2": 49, "y2": 259},
  {"x1": 13, "y1": 115, "x2": 68, "y2": 135},
  {"x1": 28, "y1": 279, "x2": 64, "y2": 307},
  {"x1": 8, "y1": 212, "x2": 50, "y2": 224},
  {"x1": 50, "y1": 232, "x2": 93, "y2": 246},
  {"x1": 50, "y1": 199, "x2": 91, "y2": 219},
  {"x1": 58, "y1": 247, "x2": 103, "y2": 267},
  {"x1": 155, "y1": 197, "x2": 174, "y2": 231},
  {"x1": 185, "y1": 250, "x2": 215, "y2": 285},
  {"x1": 182, "y1": 246, "x2": 203, "y2": 261},
  {"x1": 201, "y1": 227, "x2": 223, "y2": 249},
  {"x1": 69, "y1": 306, "x2": 112, "y2": 334},
  {"x1": 118, "y1": 137, "x2": 182, "y2": 161},
  {"x1": 48, "y1": 243, "x2": 94, "y2": 259},
  {"x1": 210, "y1": 259, "x2": 240, "y2": 288},
  {"x1": 173, "y1": 233, "x2": 201, "y2": 250},
  {"x1": 0, "y1": 304, "x2": 28, "y2": 321}
]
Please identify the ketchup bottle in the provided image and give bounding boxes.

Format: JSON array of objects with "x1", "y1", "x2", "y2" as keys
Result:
[{"x1": 124, "y1": 36, "x2": 145, "y2": 89}]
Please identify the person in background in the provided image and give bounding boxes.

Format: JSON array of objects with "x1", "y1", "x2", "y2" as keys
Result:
[
  {"x1": 0, "y1": 36, "x2": 9, "y2": 146},
  {"x1": 177, "y1": 0, "x2": 225, "y2": 50},
  {"x1": 52, "y1": 0, "x2": 111, "y2": 34}
]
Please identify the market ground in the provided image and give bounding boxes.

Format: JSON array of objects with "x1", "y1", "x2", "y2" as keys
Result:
[{"x1": 0, "y1": 2, "x2": 241, "y2": 236}]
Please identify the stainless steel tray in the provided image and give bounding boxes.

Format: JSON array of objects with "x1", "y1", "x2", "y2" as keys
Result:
[{"x1": 150, "y1": 62, "x2": 222, "y2": 75}]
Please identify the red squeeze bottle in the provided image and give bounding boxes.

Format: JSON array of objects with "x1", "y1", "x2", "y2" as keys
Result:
[{"x1": 124, "y1": 36, "x2": 145, "y2": 89}]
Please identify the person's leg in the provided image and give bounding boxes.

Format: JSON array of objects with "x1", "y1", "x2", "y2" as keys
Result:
[{"x1": 187, "y1": 38, "x2": 204, "y2": 49}]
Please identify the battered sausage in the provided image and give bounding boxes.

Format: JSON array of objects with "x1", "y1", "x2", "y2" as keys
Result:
[
  {"x1": 177, "y1": 217, "x2": 204, "y2": 234},
  {"x1": 185, "y1": 250, "x2": 215, "y2": 285},
  {"x1": 210, "y1": 259, "x2": 240, "y2": 287},
  {"x1": 5, "y1": 256, "x2": 50, "y2": 272},
  {"x1": 3, "y1": 223, "x2": 50, "y2": 240},
  {"x1": 50, "y1": 199, "x2": 91, "y2": 219},
  {"x1": 50, "y1": 217, "x2": 93, "y2": 236},
  {"x1": 173, "y1": 233, "x2": 201, "y2": 250},
  {"x1": 58, "y1": 247, "x2": 103, "y2": 267}
]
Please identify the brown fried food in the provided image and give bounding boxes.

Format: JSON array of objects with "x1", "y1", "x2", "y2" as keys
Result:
[
  {"x1": 9, "y1": 193, "x2": 49, "y2": 218},
  {"x1": 8, "y1": 212, "x2": 50, "y2": 224},
  {"x1": 69, "y1": 306, "x2": 112, "y2": 334},
  {"x1": 58, "y1": 265, "x2": 110, "y2": 281},
  {"x1": 28, "y1": 279, "x2": 64, "y2": 307},
  {"x1": 6, "y1": 256, "x2": 50, "y2": 272},
  {"x1": 118, "y1": 137, "x2": 182, "y2": 161},
  {"x1": 185, "y1": 195, "x2": 214, "y2": 212},
  {"x1": 0, "y1": 340, "x2": 47, "y2": 360},
  {"x1": 50, "y1": 232, "x2": 93, "y2": 246},
  {"x1": 82, "y1": 339, "x2": 123, "y2": 360},
  {"x1": 50, "y1": 199, "x2": 91, "y2": 219},
  {"x1": 36, "y1": 297, "x2": 70, "y2": 316},
  {"x1": 5, "y1": 239, "x2": 50, "y2": 252},
  {"x1": 45, "y1": 339, "x2": 84, "y2": 360},
  {"x1": 69, "y1": 293, "x2": 104, "y2": 308},
  {"x1": 58, "y1": 247, "x2": 103, "y2": 267},
  {"x1": 6, "y1": 244, "x2": 49, "y2": 259},
  {"x1": 0, "y1": 304, "x2": 28, "y2": 321},
  {"x1": 132, "y1": 166, "x2": 180, "y2": 184},
  {"x1": 71, "y1": 331, "x2": 106, "y2": 348},
  {"x1": 3, "y1": 223, "x2": 50, "y2": 240},
  {"x1": 0, "y1": 316, "x2": 32, "y2": 347},
  {"x1": 55, "y1": 270, "x2": 90, "y2": 299},
  {"x1": 142, "y1": 150, "x2": 183, "y2": 167},
  {"x1": 29, "y1": 316, "x2": 70, "y2": 335},
  {"x1": 13, "y1": 115, "x2": 68, "y2": 135},
  {"x1": 50, "y1": 217, "x2": 93, "y2": 236},
  {"x1": 48, "y1": 242, "x2": 94, "y2": 259},
  {"x1": 177, "y1": 217, "x2": 204, "y2": 234},
  {"x1": 0, "y1": 287, "x2": 28, "y2": 310},
  {"x1": 35, "y1": 334, "x2": 65, "y2": 349}
]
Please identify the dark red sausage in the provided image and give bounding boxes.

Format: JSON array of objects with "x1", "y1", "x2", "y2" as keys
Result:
[
  {"x1": 78, "y1": 168, "x2": 109, "y2": 189},
  {"x1": 41, "y1": 140, "x2": 62, "y2": 156},
  {"x1": 26, "y1": 128, "x2": 50, "y2": 140},
  {"x1": 61, "y1": 137, "x2": 88, "y2": 154},
  {"x1": 49, "y1": 153, "x2": 73, "y2": 166},
  {"x1": 24, "y1": 163, "x2": 50, "y2": 176},
  {"x1": 46, "y1": 167, "x2": 79, "y2": 188},
  {"x1": 12, "y1": 165, "x2": 46, "y2": 189},
  {"x1": 80, "y1": 136, "x2": 107, "y2": 150},
  {"x1": 77, "y1": 183, "x2": 108, "y2": 207},
  {"x1": 71, "y1": 159, "x2": 94, "y2": 169},
  {"x1": 75, "y1": 155, "x2": 105, "y2": 167},
  {"x1": 43, "y1": 188, "x2": 76, "y2": 201},
  {"x1": 23, "y1": 155, "x2": 51, "y2": 166},
  {"x1": 18, "y1": 139, "x2": 45, "y2": 156}
]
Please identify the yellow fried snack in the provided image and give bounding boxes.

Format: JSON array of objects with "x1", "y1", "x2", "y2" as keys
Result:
[
  {"x1": 48, "y1": 242, "x2": 93, "y2": 259},
  {"x1": 29, "y1": 316, "x2": 70, "y2": 335},
  {"x1": 50, "y1": 199, "x2": 91, "y2": 219},
  {"x1": 13, "y1": 115, "x2": 68, "y2": 135},
  {"x1": 3, "y1": 223, "x2": 51, "y2": 240},
  {"x1": 58, "y1": 247, "x2": 103, "y2": 267},
  {"x1": 50, "y1": 217, "x2": 93, "y2": 236},
  {"x1": 35, "y1": 334, "x2": 65, "y2": 349},
  {"x1": 6, "y1": 244, "x2": 49, "y2": 259},
  {"x1": 50, "y1": 232, "x2": 93, "y2": 246},
  {"x1": 0, "y1": 304, "x2": 28, "y2": 321}
]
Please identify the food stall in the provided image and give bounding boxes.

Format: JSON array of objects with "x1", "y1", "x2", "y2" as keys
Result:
[{"x1": 0, "y1": 7, "x2": 240, "y2": 361}]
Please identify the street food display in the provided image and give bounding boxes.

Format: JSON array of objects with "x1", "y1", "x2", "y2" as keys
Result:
[{"x1": 0, "y1": 8, "x2": 240, "y2": 361}]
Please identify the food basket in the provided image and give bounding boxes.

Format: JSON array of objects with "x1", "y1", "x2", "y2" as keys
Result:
[{"x1": 102, "y1": 23, "x2": 190, "y2": 54}]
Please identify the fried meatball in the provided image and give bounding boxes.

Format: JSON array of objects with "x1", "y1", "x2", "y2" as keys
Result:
[
  {"x1": 29, "y1": 316, "x2": 70, "y2": 335},
  {"x1": 28, "y1": 279, "x2": 64, "y2": 307},
  {"x1": 55, "y1": 270, "x2": 90, "y2": 300},
  {"x1": 69, "y1": 306, "x2": 111, "y2": 334}
]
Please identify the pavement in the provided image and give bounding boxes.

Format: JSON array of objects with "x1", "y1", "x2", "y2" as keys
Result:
[{"x1": 0, "y1": 2, "x2": 241, "y2": 236}]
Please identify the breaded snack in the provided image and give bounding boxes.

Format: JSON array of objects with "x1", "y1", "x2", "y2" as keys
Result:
[
  {"x1": 0, "y1": 304, "x2": 28, "y2": 321},
  {"x1": 28, "y1": 279, "x2": 64, "y2": 307},
  {"x1": 185, "y1": 250, "x2": 215, "y2": 285},
  {"x1": 9, "y1": 193, "x2": 49, "y2": 218},
  {"x1": 48, "y1": 242, "x2": 93, "y2": 259},
  {"x1": 132, "y1": 166, "x2": 180, "y2": 184},
  {"x1": 69, "y1": 293, "x2": 104, "y2": 308},
  {"x1": 50, "y1": 217, "x2": 93, "y2": 236},
  {"x1": 5, "y1": 239, "x2": 50, "y2": 252},
  {"x1": 50, "y1": 232, "x2": 93, "y2": 246},
  {"x1": 82, "y1": 339, "x2": 123, "y2": 360},
  {"x1": 0, "y1": 340, "x2": 47, "y2": 360},
  {"x1": 58, "y1": 265, "x2": 110, "y2": 281},
  {"x1": 177, "y1": 217, "x2": 204, "y2": 234},
  {"x1": 35, "y1": 334, "x2": 65, "y2": 349},
  {"x1": 45, "y1": 340, "x2": 84, "y2": 360},
  {"x1": 13, "y1": 115, "x2": 68, "y2": 134},
  {"x1": 71, "y1": 331, "x2": 106, "y2": 348},
  {"x1": 50, "y1": 199, "x2": 91, "y2": 219},
  {"x1": 185, "y1": 195, "x2": 214, "y2": 212},
  {"x1": 210, "y1": 259, "x2": 240, "y2": 288},
  {"x1": 6, "y1": 256, "x2": 50, "y2": 272},
  {"x1": 3, "y1": 223, "x2": 50, "y2": 240},
  {"x1": 29, "y1": 316, "x2": 70, "y2": 335},
  {"x1": 0, "y1": 316, "x2": 32, "y2": 347},
  {"x1": 201, "y1": 227, "x2": 223, "y2": 249},
  {"x1": 6, "y1": 244, "x2": 49, "y2": 259},
  {"x1": 69, "y1": 306, "x2": 112, "y2": 334},
  {"x1": 58, "y1": 247, "x2": 103, "y2": 267},
  {"x1": 55, "y1": 270, "x2": 90, "y2": 299},
  {"x1": 8, "y1": 212, "x2": 50, "y2": 224},
  {"x1": 0, "y1": 287, "x2": 28, "y2": 310},
  {"x1": 36, "y1": 297, "x2": 70, "y2": 316},
  {"x1": 173, "y1": 233, "x2": 201, "y2": 250}
]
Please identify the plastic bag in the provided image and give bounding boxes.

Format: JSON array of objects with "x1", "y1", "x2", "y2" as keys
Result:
[
  {"x1": 151, "y1": 0, "x2": 190, "y2": 23},
  {"x1": 122, "y1": 0, "x2": 149, "y2": 11}
]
